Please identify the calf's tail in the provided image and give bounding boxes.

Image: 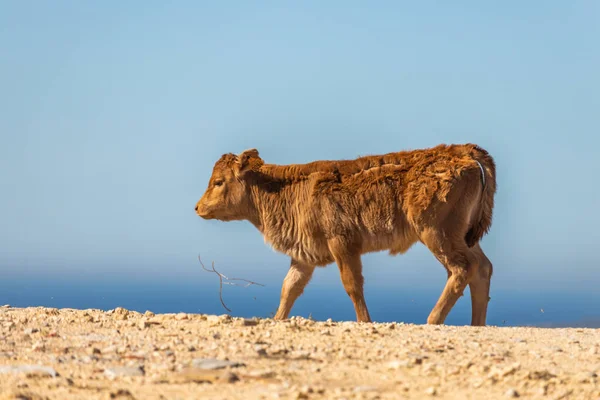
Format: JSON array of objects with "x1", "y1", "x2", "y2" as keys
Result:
[{"x1": 465, "y1": 145, "x2": 497, "y2": 247}]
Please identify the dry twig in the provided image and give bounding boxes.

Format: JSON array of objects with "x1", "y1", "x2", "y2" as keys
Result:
[{"x1": 198, "y1": 256, "x2": 265, "y2": 312}]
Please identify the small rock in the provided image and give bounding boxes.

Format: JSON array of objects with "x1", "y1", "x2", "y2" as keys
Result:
[
  {"x1": 138, "y1": 320, "x2": 150, "y2": 330},
  {"x1": 175, "y1": 313, "x2": 188, "y2": 321},
  {"x1": 505, "y1": 388, "x2": 519, "y2": 398},
  {"x1": 255, "y1": 346, "x2": 268, "y2": 357},
  {"x1": 578, "y1": 371, "x2": 598, "y2": 383},
  {"x1": 81, "y1": 355, "x2": 98, "y2": 363},
  {"x1": 472, "y1": 379, "x2": 484, "y2": 388},
  {"x1": 291, "y1": 350, "x2": 310, "y2": 360},
  {"x1": 246, "y1": 370, "x2": 276, "y2": 379},
  {"x1": 500, "y1": 363, "x2": 521, "y2": 377},
  {"x1": 31, "y1": 342, "x2": 46, "y2": 352},
  {"x1": 168, "y1": 368, "x2": 239, "y2": 384},
  {"x1": 354, "y1": 386, "x2": 378, "y2": 393},
  {"x1": 386, "y1": 360, "x2": 410, "y2": 369},
  {"x1": 104, "y1": 366, "x2": 145, "y2": 379},
  {"x1": 0, "y1": 365, "x2": 57, "y2": 378},
  {"x1": 1, "y1": 304, "x2": 10, "y2": 308},
  {"x1": 103, "y1": 346, "x2": 117, "y2": 354},
  {"x1": 192, "y1": 358, "x2": 245, "y2": 370},
  {"x1": 3, "y1": 322, "x2": 16, "y2": 330},
  {"x1": 241, "y1": 318, "x2": 259, "y2": 326},
  {"x1": 527, "y1": 370, "x2": 556, "y2": 381},
  {"x1": 406, "y1": 353, "x2": 427, "y2": 364},
  {"x1": 88, "y1": 347, "x2": 101, "y2": 355},
  {"x1": 218, "y1": 314, "x2": 232, "y2": 323},
  {"x1": 300, "y1": 385, "x2": 313, "y2": 394},
  {"x1": 107, "y1": 389, "x2": 136, "y2": 399},
  {"x1": 23, "y1": 328, "x2": 39, "y2": 335},
  {"x1": 144, "y1": 310, "x2": 155, "y2": 317},
  {"x1": 111, "y1": 307, "x2": 129, "y2": 320}
]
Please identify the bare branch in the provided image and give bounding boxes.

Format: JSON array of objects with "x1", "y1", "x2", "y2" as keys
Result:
[{"x1": 198, "y1": 256, "x2": 264, "y2": 313}]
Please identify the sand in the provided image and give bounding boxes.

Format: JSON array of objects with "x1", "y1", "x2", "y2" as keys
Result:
[{"x1": 0, "y1": 305, "x2": 598, "y2": 399}]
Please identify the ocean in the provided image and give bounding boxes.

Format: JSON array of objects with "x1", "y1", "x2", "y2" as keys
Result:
[{"x1": 2, "y1": 275, "x2": 598, "y2": 328}]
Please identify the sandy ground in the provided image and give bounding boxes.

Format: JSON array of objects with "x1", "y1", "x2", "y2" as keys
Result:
[{"x1": 0, "y1": 306, "x2": 598, "y2": 400}]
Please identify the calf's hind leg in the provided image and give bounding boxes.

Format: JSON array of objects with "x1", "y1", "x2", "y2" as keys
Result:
[
  {"x1": 468, "y1": 243, "x2": 493, "y2": 326},
  {"x1": 273, "y1": 259, "x2": 315, "y2": 320},
  {"x1": 420, "y1": 228, "x2": 478, "y2": 325}
]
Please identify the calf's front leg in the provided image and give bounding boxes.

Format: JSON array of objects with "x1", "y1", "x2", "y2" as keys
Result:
[
  {"x1": 328, "y1": 237, "x2": 372, "y2": 323},
  {"x1": 273, "y1": 259, "x2": 315, "y2": 320}
]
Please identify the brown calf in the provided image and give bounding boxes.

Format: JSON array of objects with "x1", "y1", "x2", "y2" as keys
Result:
[{"x1": 196, "y1": 143, "x2": 496, "y2": 325}]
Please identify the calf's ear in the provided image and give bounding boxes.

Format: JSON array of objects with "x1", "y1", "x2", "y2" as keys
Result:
[{"x1": 235, "y1": 148, "x2": 263, "y2": 175}]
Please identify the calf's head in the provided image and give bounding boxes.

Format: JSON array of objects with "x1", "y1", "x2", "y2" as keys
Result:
[{"x1": 196, "y1": 149, "x2": 263, "y2": 221}]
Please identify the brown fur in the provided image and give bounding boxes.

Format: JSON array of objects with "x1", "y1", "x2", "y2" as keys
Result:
[{"x1": 196, "y1": 143, "x2": 497, "y2": 325}]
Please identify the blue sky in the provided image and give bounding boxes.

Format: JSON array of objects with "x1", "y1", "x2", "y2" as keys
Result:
[{"x1": 1, "y1": 1, "x2": 599, "y2": 296}]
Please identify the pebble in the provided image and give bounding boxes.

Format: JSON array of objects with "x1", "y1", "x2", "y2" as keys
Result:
[
  {"x1": 106, "y1": 389, "x2": 136, "y2": 399},
  {"x1": 246, "y1": 370, "x2": 276, "y2": 379},
  {"x1": 138, "y1": 319, "x2": 150, "y2": 330},
  {"x1": 505, "y1": 388, "x2": 519, "y2": 398},
  {"x1": 175, "y1": 313, "x2": 189, "y2": 321},
  {"x1": 0, "y1": 365, "x2": 57, "y2": 378},
  {"x1": 425, "y1": 387, "x2": 437, "y2": 396},
  {"x1": 545, "y1": 346, "x2": 563, "y2": 353},
  {"x1": 3, "y1": 322, "x2": 16, "y2": 330},
  {"x1": 218, "y1": 314, "x2": 232, "y2": 323},
  {"x1": 255, "y1": 346, "x2": 268, "y2": 357},
  {"x1": 241, "y1": 318, "x2": 259, "y2": 326},
  {"x1": 192, "y1": 358, "x2": 245, "y2": 370},
  {"x1": 104, "y1": 366, "x2": 145, "y2": 379},
  {"x1": 169, "y1": 368, "x2": 239, "y2": 384},
  {"x1": 111, "y1": 307, "x2": 130, "y2": 320},
  {"x1": 353, "y1": 386, "x2": 378, "y2": 393},
  {"x1": 578, "y1": 371, "x2": 598, "y2": 382},
  {"x1": 31, "y1": 342, "x2": 46, "y2": 352},
  {"x1": 102, "y1": 345, "x2": 117, "y2": 354},
  {"x1": 88, "y1": 347, "x2": 101, "y2": 355},
  {"x1": 387, "y1": 360, "x2": 410, "y2": 369}
]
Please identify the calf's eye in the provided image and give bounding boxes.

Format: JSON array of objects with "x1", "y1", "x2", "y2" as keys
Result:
[{"x1": 214, "y1": 180, "x2": 224, "y2": 187}]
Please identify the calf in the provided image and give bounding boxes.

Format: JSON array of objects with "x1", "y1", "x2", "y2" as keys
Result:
[{"x1": 195, "y1": 143, "x2": 496, "y2": 325}]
